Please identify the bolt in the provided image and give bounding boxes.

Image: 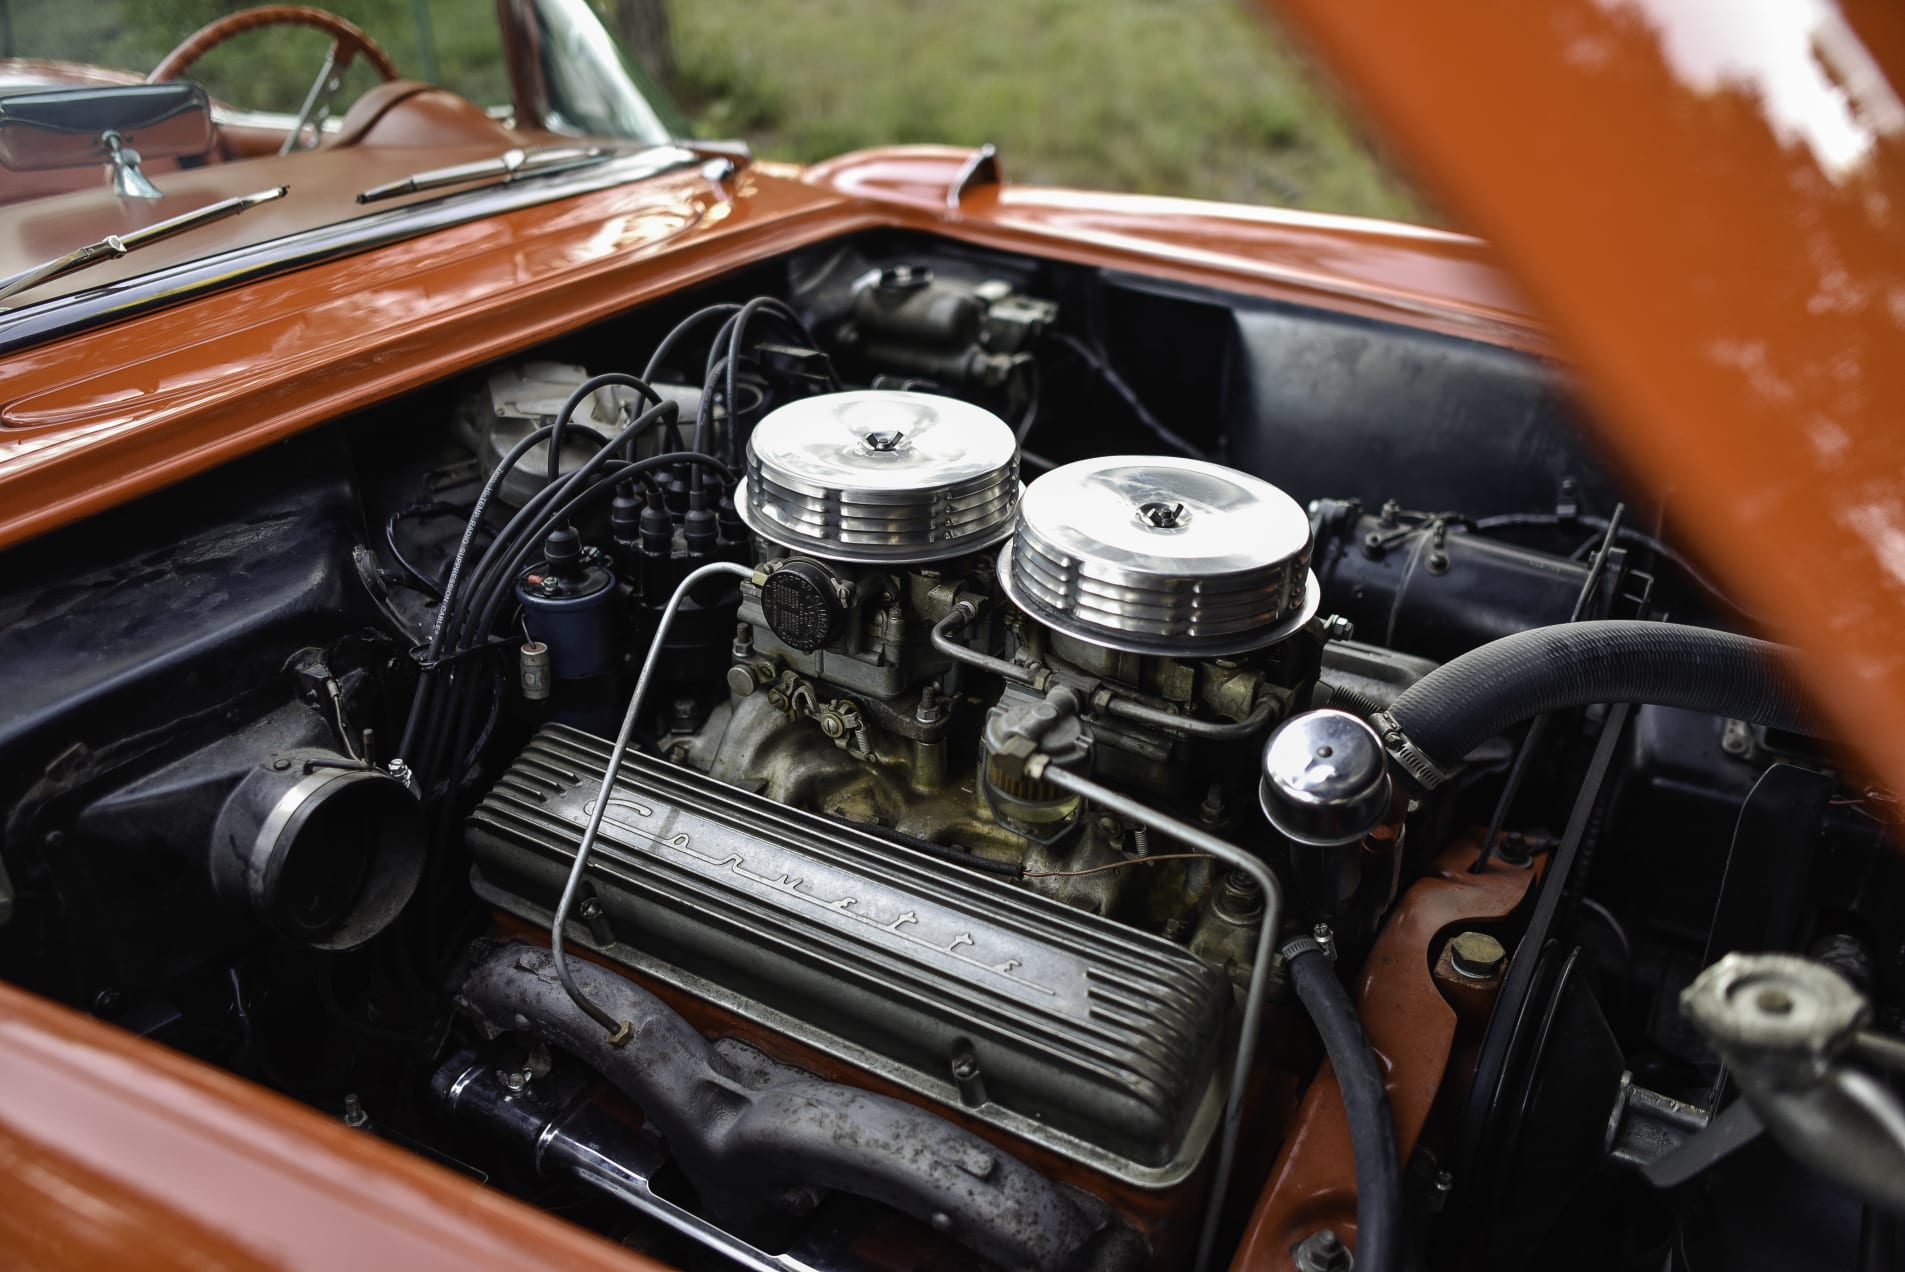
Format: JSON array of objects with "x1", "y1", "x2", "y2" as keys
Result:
[
  {"x1": 1214, "y1": 870, "x2": 1263, "y2": 922},
  {"x1": 1312, "y1": 922, "x2": 1338, "y2": 962},
  {"x1": 1494, "y1": 830, "x2": 1533, "y2": 866},
  {"x1": 1292, "y1": 1228, "x2": 1352, "y2": 1272},
  {"x1": 1322, "y1": 613, "x2": 1356, "y2": 642},
  {"x1": 1198, "y1": 783, "x2": 1228, "y2": 826},
  {"x1": 503, "y1": 1070, "x2": 529, "y2": 1093},
  {"x1": 271, "y1": 757, "x2": 292, "y2": 771},
  {"x1": 951, "y1": 1054, "x2": 979, "y2": 1081},
  {"x1": 1449, "y1": 930, "x2": 1507, "y2": 979},
  {"x1": 731, "y1": 622, "x2": 754, "y2": 657},
  {"x1": 1138, "y1": 500, "x2": 1185, "y2": 529},
  {"x1": 579, "y1": 898, "x2": 604, "y2": 921},
  {"x1": 916, "y1": 683, "x2": 944, "y2": 725},
  {"x1": 1426, "y1": 549, "x2": 1451, "y2": 575},
  {"x1": 1378, "y1": 499, "x2": 1401, "y2": 528},
  {"x1": 1720, "y1": 718, "x2": 1753, "y2": 757},
  {"x1": 343, "y1": 1093, "x2": 368, "y2": 1128}
]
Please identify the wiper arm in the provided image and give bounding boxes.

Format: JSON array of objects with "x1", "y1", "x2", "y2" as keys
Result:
[
  {"x1": 0, "y1": 185, "x2": 290, "y2": 309},
  {"x1": 355, "y1": 146, "x2": 616, "y2": 205}
]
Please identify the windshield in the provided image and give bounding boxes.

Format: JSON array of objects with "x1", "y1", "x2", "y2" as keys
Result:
[
  {"x1": 0, "y1": 0, "x2": 680, "y2": 142},
  {"x1": 8, "y1": 2, "x2": 506, "y2": 118},
  {"x1": 0, "y1": 1, "x2": 693, "y2": 319},
  {"x1": 531, "y1": 0, "x2": 680, "y2": 140}
]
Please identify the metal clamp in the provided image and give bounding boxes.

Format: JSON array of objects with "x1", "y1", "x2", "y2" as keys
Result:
[{"x1": 1371, "y1": 710, "x2": 1452, "y2": 791}]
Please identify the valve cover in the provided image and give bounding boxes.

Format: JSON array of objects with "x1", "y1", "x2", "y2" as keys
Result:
[{"x1": 466, "y1": 725, "x2": 1227, "y2": 1187}]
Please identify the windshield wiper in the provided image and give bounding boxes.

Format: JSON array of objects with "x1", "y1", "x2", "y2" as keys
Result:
[
  {"x1": 355, "y1": 146, "x2": 618, "y2": 205},
  {"x1": 0, "y1": 185, "x2": 289, "y2": 310}
]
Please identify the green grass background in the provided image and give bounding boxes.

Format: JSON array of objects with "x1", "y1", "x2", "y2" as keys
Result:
[
  {"x1": 670, "y1": 0, "x2": 1421, "y2": 218},
  {"x1": 3, "y1": 0, "x2": 1421, "y2": 219}
]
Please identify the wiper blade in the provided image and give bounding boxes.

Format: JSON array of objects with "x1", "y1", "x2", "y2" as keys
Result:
[
  {"x1": 0, "y1": 185, "x2": 289, "y2": 309},
  {"x1": 355, "y1": 146, "x2": 616, "y2": 205}
]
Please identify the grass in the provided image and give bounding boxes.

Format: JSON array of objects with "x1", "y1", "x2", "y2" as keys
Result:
[
  {"x1": 5, "y1": 0, "x2": 510, "y2": 117},
  {"x1": 4, "y1": 0, "x2": 1423, "y2": 221},
  {"x1": 668, "y1": 0, "x2": 1425, "y2": 220}
]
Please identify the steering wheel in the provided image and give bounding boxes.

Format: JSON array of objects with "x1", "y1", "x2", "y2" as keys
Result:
[{"x1": 147, "y1": 6, "x2": 400, "y2": 154}]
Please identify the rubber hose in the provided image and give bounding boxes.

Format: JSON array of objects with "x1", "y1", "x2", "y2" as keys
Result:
[
  {"x1": 1319, "y1": 679, "x2": 1391, "y2": 721},
  {"x1": 1386, "y1": 619, "x2": 1807, "y2": 773},
  {"x1": 1283, "y1": 936, "x2": 1402, "y2": 1272}
]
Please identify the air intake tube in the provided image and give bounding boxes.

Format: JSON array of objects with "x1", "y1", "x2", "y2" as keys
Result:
[{"x1": 1378, "y1": 619, "x2": 1808, "y2": 787}]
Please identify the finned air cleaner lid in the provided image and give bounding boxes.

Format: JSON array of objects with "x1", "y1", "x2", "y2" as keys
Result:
[
  {"x1": 737, "y1": 390, "x2": 1021, "y2": 564},
  {"x1": 1000, "y1": 455, "x2": 1320, "y2": 656}
]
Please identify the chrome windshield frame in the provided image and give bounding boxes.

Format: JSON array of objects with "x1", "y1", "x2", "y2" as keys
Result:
[{"x1": 0, "y1": 145, "x2": 699, "y2": 356}]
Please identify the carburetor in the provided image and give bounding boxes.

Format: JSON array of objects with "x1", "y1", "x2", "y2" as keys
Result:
[
  {"x1": 985, "y1": 454, "x2": 1323, "y2": 807},
  {"x1": 729, "y1": 388, "x2": 1020, "y2": 704},
  {"x1": 677, "y1": 389, "x2": 1024, "y2": 836},
  {"x1": 677, "y1": 390, "x2": 1324, "y2": 964}
]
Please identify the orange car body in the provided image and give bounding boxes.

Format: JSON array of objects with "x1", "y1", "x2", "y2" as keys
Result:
[{"x1": 2, "y1": 0, "x2": 1901, "y2": 1264}]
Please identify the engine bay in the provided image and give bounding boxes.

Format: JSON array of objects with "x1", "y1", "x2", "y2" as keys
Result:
[{"x1": 2, "y1": 232, "x2": 1900, "y2": 1271}]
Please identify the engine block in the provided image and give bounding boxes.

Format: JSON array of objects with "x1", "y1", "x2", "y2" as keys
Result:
[{"x1": 467, "y1": 725, "x2": 1230, "y2": 1186}]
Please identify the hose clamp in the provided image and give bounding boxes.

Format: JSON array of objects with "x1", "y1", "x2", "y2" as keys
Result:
[
  {"x1": 1371, "y1": 710, "x2": 1453, "y2": 792},
  {"x1": 1279, "y1": 935, "x2": 1325, "y2": 962}
]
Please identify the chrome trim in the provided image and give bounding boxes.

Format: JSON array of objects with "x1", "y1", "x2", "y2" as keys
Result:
[
  {"x1": 0, "y1": 145, "x2": 700, "y2": 355},
  {"x1": 0, "y1": 186, "x2": 288, "y2": 308},
  {"x1": 946, "y1": 141, "x2": 999, "y2": 210},
  {"x1": 356, "y1": 144, "x2": 612, "y2": 205},
  {"x1": 247, "y1": 768, "x2": 350, "y2": 907}
]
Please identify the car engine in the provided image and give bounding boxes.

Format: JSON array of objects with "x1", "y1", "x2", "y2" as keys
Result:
[{"x1": 2, "y1": 237, "x2": 1899, "y2": 1272}]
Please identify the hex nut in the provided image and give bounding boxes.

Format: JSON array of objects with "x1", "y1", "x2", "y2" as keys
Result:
[{"x1": 1449, "y1": 930, "x2": 1507, "y2": 980}]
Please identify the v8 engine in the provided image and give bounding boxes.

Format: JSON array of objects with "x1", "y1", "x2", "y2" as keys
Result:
[{"x1": 5, "y1": 240, "x2": 1900, "y2": 1272}]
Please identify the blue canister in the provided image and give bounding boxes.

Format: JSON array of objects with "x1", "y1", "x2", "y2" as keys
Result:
[{"x1": 517, "y1": 526, "x2": 618, "y2": 729}]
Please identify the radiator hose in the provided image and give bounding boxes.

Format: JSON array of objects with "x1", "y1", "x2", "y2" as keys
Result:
[{"x1": 1380, "y1": 619, "x2": 1807, "y2": 785}]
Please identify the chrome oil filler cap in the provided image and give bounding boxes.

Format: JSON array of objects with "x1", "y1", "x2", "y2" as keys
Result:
[
  {"x1": 737, "y1": 389, "x2": 1020, "y2": 564},
  {"x1": 1259, "y1": 708, "x2": 1393, "y2": 847},
  {"x1": 999, "y1": 454, "x2": 1320, "y2": 655}
]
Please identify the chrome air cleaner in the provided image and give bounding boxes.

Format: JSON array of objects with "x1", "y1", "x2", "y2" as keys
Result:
[
  {"x1": 999, "y1": 454, "x2": 1320, "y2": 656},
  {"x1": 737, "y1": 389, "x2": 1020, "y2": 564}
]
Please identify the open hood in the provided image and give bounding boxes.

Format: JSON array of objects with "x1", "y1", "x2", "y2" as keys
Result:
[{"x1": 1267, "y1": 0, "x2": 1905, "y2": 792}]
